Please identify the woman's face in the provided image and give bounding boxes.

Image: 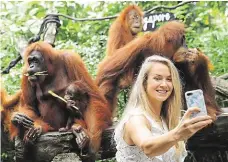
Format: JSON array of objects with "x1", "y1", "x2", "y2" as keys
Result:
[{"x1": 146, "y1": 62, "x2": 173, "y2": 103}]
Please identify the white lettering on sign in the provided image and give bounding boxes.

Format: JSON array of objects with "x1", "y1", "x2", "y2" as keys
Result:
[{"x1": 143, "y1": 13, "x2": 172, "y2": 31}]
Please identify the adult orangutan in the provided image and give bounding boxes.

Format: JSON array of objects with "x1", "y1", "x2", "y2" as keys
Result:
[
  {"x1": 173, "y1": 48, "x2": 221, "y2": 120},
  {"x1": 96, "y1": 21, "x2": 186, "y2": 113},
  {"x1": 106, "y1": 5, "x2": 143, "y2": 57},
  {"x1": 97, "y1": 5, "x2": 143, "y2": 114},
  {"x1": 10, "y1": 42, "x2": 112, "y2": 160}
]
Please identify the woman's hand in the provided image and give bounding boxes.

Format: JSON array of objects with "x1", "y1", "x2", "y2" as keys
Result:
[{"x1": 173, "y1": 107, "x2": 213, "y2": 141}]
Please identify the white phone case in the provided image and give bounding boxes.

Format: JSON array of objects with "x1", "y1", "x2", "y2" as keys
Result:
[{"x1": 185, "y1": 89, "x2": 207, "y2": 118}]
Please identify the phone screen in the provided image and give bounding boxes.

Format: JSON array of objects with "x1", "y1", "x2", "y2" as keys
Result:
[{"x1": 185, "y1": 89, "x2": 207, "y2": 118}]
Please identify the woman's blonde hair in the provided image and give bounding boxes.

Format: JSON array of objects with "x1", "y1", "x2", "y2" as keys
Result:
[{"x1": 122, "y1": 55, "x2": 184, "y2": 159}]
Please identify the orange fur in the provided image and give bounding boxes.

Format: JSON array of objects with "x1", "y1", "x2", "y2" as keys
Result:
[
  {"x1": 97, "y1": 5, "x2": 143, "y2": 113},
  {"x1": 173, "y1": 48, "x2": 221, "y2": 120},
  {"x1": 1, "y1": 87, "x2": 21, "y2": 132},
  {"x1": 10, "y1": 42, "x2": 112, "y2": 154},
  {"x1": 96, "y1": 21, "x2": 186, "y2": 113},
  {"x1": 106, "y1": 5, "x2": 143, "y2": 57}
]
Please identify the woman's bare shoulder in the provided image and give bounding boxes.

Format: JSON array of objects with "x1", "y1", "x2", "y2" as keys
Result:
[{"x1": 125, "y1": 114, "x2": 151, "y2": 131}]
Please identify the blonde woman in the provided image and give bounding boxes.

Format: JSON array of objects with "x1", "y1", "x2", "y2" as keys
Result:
[{"x1": 114, "y1": 55, "x2": 212, "y2": 162}]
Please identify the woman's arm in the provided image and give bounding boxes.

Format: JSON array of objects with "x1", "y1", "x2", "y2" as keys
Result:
[
  {"x1": 124, "y1": 115, "x2": 177, "y2": 157},
  {"x1": 124, "y1": 108, "x2": 212, "y2": 157}
]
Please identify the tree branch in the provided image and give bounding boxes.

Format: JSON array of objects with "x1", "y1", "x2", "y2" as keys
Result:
[
  {"x1": 211, "y1": 75, "x2": 228, "y2": 97},
  {"x1": 48, "y1": 13, "x2": 117, "y2": 21},
  {"x1": 48, "y1": 1, "x2": 196, "y2": 22},
  {"x1": 218, "y1": 73, "x2": 228, "y2": 80},
  {"x1": 145, "y1": 1, "x2": 195, "y2": 14}
]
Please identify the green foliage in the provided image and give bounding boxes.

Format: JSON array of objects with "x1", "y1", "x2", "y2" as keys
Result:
[
  {"x1": 1, "y1": 153, "x2": 8, "y2": 160},
  {"x1": 180, "y1": 1, "x2": 228, "y2": 76},
  {"x1": 2, "y1": 1, "x2": 226, "y2": 87}
]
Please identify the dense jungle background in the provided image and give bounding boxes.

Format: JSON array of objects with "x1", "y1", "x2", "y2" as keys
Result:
[{"x1": 1, "y1": 1, "x2": 228, "y2": 162}]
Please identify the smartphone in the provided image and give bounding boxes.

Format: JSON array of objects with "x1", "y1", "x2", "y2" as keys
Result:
[{"x1": 185, "y1": 89, "x2": 207, "y2": 118}]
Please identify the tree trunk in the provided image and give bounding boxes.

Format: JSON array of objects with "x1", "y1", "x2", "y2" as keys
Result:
[
  {"x1": 11, "y1": 74, "x2": 228, "y2": 162},
  {"x1": 14, "y1": 115, "x2": 228, "y2": 162},
  {"x1": 212, "y1": 75, "x2": 228, "y2": 97},
  {"x1": 184, "y1": 115, "x2": 228, "y2": 162}
]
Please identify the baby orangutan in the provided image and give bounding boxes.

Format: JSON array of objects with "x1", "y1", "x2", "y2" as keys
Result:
[{"x1": 59, "y1": 81, "x2": 90, "y2": 132}]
